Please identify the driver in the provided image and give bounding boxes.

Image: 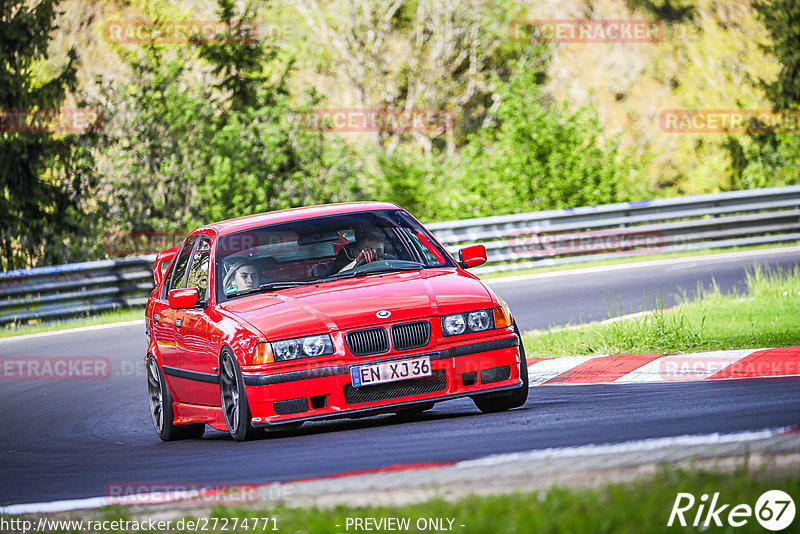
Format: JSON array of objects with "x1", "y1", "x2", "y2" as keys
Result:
[
  {"x1": 223, "y1": 259, "x2": 260, "y2": 293},
  {"x1": 336, "y1": 228, "x2": 387, "y2": 273}
]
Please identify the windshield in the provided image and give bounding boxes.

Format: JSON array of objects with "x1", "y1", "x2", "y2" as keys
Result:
[{"x1": 216, "y1": 209, "x2": 455, "y2": 300}]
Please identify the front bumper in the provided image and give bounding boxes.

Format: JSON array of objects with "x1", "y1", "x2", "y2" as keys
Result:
[{"x1": 243, "y1": 335, "x2": 522, "y2": 426}]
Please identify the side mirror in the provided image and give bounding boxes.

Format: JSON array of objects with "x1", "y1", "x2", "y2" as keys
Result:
[
  {"x1": 458, "y1": 244, "x2": 487, "y2": 269},
  {"x1": 168, "y1": 288, "x2": 199, "y2": 309}
]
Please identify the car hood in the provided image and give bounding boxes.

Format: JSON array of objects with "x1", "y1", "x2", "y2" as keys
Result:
[{"x1": 218, "y1": 269, "x2": 496, "y2": 340}]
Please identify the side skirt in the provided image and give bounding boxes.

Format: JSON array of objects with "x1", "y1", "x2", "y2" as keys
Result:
[{"x1": 173, "y1": 401, "x2": 227, "y2": 431}]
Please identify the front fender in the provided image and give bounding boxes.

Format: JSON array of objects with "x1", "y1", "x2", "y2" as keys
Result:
[{"x1": 146, "y1": 337, "x2": 163, "y2": 366}]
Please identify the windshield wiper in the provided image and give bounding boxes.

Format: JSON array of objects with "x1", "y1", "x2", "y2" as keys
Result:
[
  {"x1": 258, "y1": 281, "x2": 312, "y2": 292},
  {"x1": 352, "y1": 263, "x2": 426, "y2": 277},
  {"x1": 302, "y1": 263, "x2": 425, "y2": 284},
  {"x1": 228, "y1": 281, "x2": 310, "y2": 298}
]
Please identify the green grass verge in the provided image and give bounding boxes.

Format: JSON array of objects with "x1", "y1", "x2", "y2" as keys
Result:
[
  {"x1": 478, "y1": 242, "x2": 798, "y2": 280},
  {"x1": 81, "y1": 464, "x2": 798, "y2": 533},
  {"x1": 0, "y1": 308, "x2": 144, "y2": 338},
  {"x1": 523, "y1": 265, "x2": 800, "y2": 358}
]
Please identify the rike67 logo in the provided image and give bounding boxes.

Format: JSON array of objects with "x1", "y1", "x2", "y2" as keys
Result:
[{"x1": 669, "y1": 490, "x2": 796, "y2": 531}]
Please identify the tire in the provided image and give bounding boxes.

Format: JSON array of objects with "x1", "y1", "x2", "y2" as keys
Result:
[
  {"x1": 219, "y1": 349, "x2": 259, "y2": 442},
  {"x1": 472, "y1": 323, "x2": 529, "y2": 413},
  {"x1": 147, "y1": 357, "x2": 205, "y2": 441}
]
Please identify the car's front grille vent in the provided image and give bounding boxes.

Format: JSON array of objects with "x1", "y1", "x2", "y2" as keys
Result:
[
  {"x1": 480, "y1": 365, "x2": 511, "y2": 384},
  {"x1": 344, "y1": 369, "x2": 447, "y2": 404},
  {"x1": 391, "y1": 321, "x2": 431, "y2": 351},
  {"x1": 345, "y1": 327, "x2": 389, "y2": 356}
]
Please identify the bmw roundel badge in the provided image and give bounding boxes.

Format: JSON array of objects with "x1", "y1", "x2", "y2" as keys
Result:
[{"x1": 376, "y1": 310, "x2": 391, "y2": 319}]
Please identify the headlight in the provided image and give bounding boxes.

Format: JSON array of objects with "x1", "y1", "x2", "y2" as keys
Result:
[
  {"x1": 441, "y1": 309, "x2": 495, "y2": 336},
  {"x1": 271, "y1": 334, "x2": 334, "y2": 362},
  {"x1": 442, "y1": 314, "x2": 467, "y2": 336}
]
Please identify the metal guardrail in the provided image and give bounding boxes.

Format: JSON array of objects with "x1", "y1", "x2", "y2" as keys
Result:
[
  {"x1": 0, "y1": 257, "x2": 155, "y2": 325},
  {"x1": 1, "y1": 186, "x2": 799, "y2": 325},
  {"x1": 427, "y1": 185, "x2": 800, "y2": 274}
]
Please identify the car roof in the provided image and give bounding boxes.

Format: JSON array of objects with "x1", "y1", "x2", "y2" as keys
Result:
[{"x1": 198, "y1": 202, "x2": 402, "y2": 236}]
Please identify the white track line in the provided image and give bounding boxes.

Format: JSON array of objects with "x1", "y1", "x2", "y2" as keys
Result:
[
  {"x1": 485, "y1": 246, "x2": 800, "y2": 285},
  {"x1": 0, "y1": 497, "x2": 110, "y2": 515},
  {"x1": 0, "y1": 320, "x2": 144, "y2": 343},
  {"x1": 457, "y1": 427, "x2": 789, "y2": 468},
  {"x1": 2, "y1": 427, "x2": 789, "y2": 515}
]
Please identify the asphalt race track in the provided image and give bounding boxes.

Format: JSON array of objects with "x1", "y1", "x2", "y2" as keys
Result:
[{"x1": 1, "y1": 248, "x2": 799, "y2": 506}]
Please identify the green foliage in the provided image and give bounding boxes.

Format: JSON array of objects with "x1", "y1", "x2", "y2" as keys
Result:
[
  {"x1": 13, "y1": 0, "x2": 791, "y2": 268},
  {"x1": 626, "y1": 0, "x2": 695, "y2": 22},
  {"x1": 753, "y1": 0, "x2": 800, "y2": 110},
  {"x1": 197, "y1": 0, "x2": 279, "y2": 112},
  {"x1": 193, "y1": 102, "x2": 365, "y2": 224},
  {"x1": 725, "y1": 131, "x2": 800, "y2": 190},
  {"x1": 523, "y1": 265, "x2": 800, "y2": 358},
  {"x1": 96, "y1": 0, "x2": 366, "y2": 240},
  {"x1": 189, "y1": 1, "x2": 365, "y2": 224},
  {"x1": 368, "y1": 149, "x2": 442, "y2": 220},
  {"x1": 0, "y1": 0, "x2": 96, "y2": 269},
  {"x1": 724, "y1": 0, "x2": 800, "y2": 191},
  {"x1": 441, "y1": 56, "x2": 634, "y2": 219},
  {"x1": 212, "y1": 466, "x2": 795, "y2": 534},
  {"x1": 96, "y1": 47, "x2": 208, "y2": 235}
]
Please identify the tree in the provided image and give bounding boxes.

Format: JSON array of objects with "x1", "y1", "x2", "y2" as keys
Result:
[
  {"x1": 0, "y1": 0, "x2": 96, "y2": 270},
  {"x1": 725, "y1": 0, "x2": 800, "y2": 190},
  {"x1": 294, "y1": 0, "x2": 519, "y2": 157},
  {"x1": 196, "y1": 0, "x2": 280, "y2": 112},
  {"x1": 92, "y1": 38, "x2": 211, "y2": 236},
  {"x1": 95, "y1": 0, "x2": 366, "y2": 244},
  {"x1": 442, "y1": 56, "x2": 634, "y2": 219},
  {"x1": 753, "y1": 0, "x2": 800, "y2": 110}
]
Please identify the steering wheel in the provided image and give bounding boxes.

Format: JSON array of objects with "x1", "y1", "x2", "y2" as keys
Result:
[{"x1": 353, "y1": 248, "x2": 397, "y2": 268}]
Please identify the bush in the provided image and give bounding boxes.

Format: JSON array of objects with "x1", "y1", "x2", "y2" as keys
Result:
[{"x1": 439, "y1": 56, "x2": 637, "y2": 220}]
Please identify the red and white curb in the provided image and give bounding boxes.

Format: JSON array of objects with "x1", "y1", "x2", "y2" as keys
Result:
[{"x1": 527, "y1": 346, "x2": 800, "y2": 385}]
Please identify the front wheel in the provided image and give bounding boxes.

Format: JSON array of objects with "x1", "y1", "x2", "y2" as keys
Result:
[
  {"x1": 472, "y1": 324, "x2": 529, "y2": 413},
  {"x1": 147, "y1": 357, "x2": 204, "y2": 441},
  {"x1": 219, "y1": 349, "x2": 259, "y2": 442}
]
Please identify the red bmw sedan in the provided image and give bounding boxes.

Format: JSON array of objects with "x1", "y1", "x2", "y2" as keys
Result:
[{"x1": 145, "y1": 202, "x2": 528, "y2": 441}]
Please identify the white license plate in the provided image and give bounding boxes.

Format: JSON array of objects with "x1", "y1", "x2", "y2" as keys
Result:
[{"x1": 350, "y1": 356, "x2": 432, "y2": 387}]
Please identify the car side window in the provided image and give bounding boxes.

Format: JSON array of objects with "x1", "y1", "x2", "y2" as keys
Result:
[
  {"x1": 166, "y1": 236, "x2": 198, "y2": 295},
  {"x1": 185, "y1": 237, "x2": 211, "y2": 302}
]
